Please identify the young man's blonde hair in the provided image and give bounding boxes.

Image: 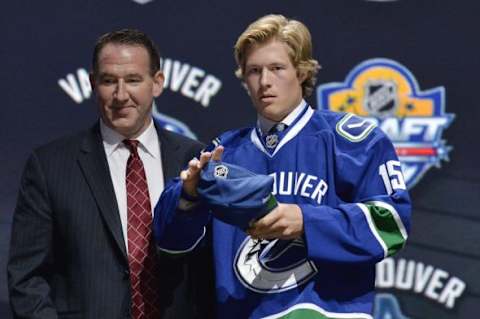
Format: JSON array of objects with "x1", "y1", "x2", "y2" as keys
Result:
[{"x1": 234, "y1": 14, "x2": 320, "y2": 97}]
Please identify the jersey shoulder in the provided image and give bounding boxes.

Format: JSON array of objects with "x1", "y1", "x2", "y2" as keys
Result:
[
  {"x1": 204, "y1": 127, "x2": 253, "y2": 152},
  {"x1": 314, "y1": 109, "x2": 388, "y2": 145},
  {"x1": 310, "y1": 109, "x2": 394, "y2": 159}
]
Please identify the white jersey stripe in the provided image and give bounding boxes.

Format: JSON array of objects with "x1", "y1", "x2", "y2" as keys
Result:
[
  {"x1": 357, "y1": 203, "x2": 388, "y2": 258},
  {"x1": 250, "y1": 106, "x2": 315, "y2": 158},
  {"x1": 261, "y1": 302, "x2": 373, "y2": 319}
]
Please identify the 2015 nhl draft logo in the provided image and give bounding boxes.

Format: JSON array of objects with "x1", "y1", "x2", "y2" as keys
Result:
[{"x1": 317, "y1": 58, "x2": 455, "y2": 188}]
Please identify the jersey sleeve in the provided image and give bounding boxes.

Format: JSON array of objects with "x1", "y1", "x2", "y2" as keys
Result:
[
  {"x1": 153, "y1": 181, "x2": 210, "y2": 254},
  {"x1": 301, "y1": 118, "x2": 411, "y2": 265},
  {"x1": 152, "y1": 136, "x2": 223, "y2": 254},
  {"x1": 154, "y1": 130, "x2": 244, "y2": 253}
]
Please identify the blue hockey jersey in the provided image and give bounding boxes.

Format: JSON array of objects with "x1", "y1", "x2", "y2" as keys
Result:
[{"x1": 154, "y1": 103, "x2": 411, "y2": 319}]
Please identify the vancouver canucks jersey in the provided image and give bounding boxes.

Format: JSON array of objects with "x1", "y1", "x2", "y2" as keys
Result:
[{"x1": 154, "y1": 103, "x2": 411, "y2": 319}]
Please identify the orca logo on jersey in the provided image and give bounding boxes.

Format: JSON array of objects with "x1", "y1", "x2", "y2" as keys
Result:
[
  {"x1": 234, "y1": 237, "x2": 317, "y2": 293},
  {"x1": 336, "y1": 113, "x2": 376, "y2": 142},
  {"x1": 316, "y1": 58, "x2": 455, "y2": 188}
]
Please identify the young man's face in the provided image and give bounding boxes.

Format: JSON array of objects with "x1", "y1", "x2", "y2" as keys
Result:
[
  {"x1": 91, "y1": 43, "x2": 164, "y2": 138},
  {"x1": 243, "y1": 40, "x2": 305, "y2": 122}
]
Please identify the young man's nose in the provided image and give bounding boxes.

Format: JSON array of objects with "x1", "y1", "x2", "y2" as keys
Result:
[{"x1": 259, "y1": 68, "x2": 272, "y2": 88}]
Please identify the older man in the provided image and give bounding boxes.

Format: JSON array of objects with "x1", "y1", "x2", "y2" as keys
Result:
[{"x1": 8, "y1": 29, "x2": 208, "y2": 319}]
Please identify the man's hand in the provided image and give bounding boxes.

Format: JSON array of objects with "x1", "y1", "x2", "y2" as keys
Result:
[
  {"x1": 181, "y1": 146, "x2": 224, "y2": 197},
  {"x1": 247, "y1": 203, "x2": 304, "y2": 240}
]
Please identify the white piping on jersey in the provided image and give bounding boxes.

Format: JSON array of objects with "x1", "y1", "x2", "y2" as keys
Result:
[
  {"x1": 157, "y1": 227, "x2": 206, "y2": 254},
  {"x1": 261, "y1": 302, "x2": 373, "y2": 319},
  {"x1": 251, "y1": 106, "x2": 315, "y2": 158},
  {"x1": 357, "y1": 201, "x2": 408, "y2": 259},
  {"x1": 366, "y1": 200, "x2": 408, "y2": 241},
  {"x1": 357, "y1": 203, "x2": 388, "y2": 258}
]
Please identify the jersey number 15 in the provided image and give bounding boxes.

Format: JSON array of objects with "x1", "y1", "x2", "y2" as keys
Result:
[{"x1": 379, "y1": 160, "x2": 406, "y2": 195}]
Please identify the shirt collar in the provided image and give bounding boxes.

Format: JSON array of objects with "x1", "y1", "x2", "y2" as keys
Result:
[
  {"x1": 257, "y1": 99, "x2": 307, "y2": 135},
  {"x1": 100, "y1": 119, "x2": 160, "y2": 159}
]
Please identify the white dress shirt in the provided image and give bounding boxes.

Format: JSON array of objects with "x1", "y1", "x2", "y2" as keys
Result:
[
  {"x1": 257, "y1": 99, "x2": 307, "y2": 135},
  {"x1": 100, "y1": 119, "x2": 164, "y2": 252}
]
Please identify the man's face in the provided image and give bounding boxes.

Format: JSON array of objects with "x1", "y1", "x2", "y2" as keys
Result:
[
  {"x1": 243, "y1": 40, "x2": 305, "y2": 122},
  {"x1": 91, "y1": 43, "x2": 164, "y2": 138}
]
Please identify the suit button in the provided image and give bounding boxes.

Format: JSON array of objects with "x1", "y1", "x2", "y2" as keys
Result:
[{"x1": 123, "y1": 269, "x2": 130, "y2": 279}]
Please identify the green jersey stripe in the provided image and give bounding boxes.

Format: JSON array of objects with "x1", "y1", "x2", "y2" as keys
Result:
[
  {"x1": 358, "y1": 201, "x2": 408, "y2": 257},
  {"x1": 261, "y1": 303, "x2": 372, "y2": 319}
]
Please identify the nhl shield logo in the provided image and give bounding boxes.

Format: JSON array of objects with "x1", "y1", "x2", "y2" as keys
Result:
[
  {"x1": 364, "y1": 80, "x2": 398, "y2": 117},
  {"x1": 317, "y1": 58, "x2": 455, "y2": 189},
  {"x1": 265, "y1": 134, "x2": 279, "y2": 149},
  {"x1": 214, "y1": 164, "x2": 229, "y2": 179}
]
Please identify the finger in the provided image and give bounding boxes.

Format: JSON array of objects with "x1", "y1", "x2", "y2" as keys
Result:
[
  {"x1": 247, "y1": 221, "x2": 279, "y2": 239},
  {"x1": 180, "y1": 157, "x2": 201, "y2": 181},
  {"x1": 180, "y1": 169, "x2": 190, "y2": 181},
  {"x1": 252, "y1": 208, "x2": 281, "y2": 231},
  {"x1": 211, "y1": 145, "x2": 224, "y2": 161},
  {"x1": 189, "y1": 157, "x2": 202, "y2": 172},
  {"x1": 250, "y1": 222, "x2": 297, "y2": 240},
  {"x1": 248, "y1": 227, "x2": 283, "y2": 240},
  {"x1": 199, "y1": 151, "x2": 212, "y2": 168},
  {"x1": 256, "y1": 216, "x2": 303, "y2": 240}
]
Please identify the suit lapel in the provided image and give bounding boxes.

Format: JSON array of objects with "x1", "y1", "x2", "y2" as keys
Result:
[
  {"x1": 77, "y1": 123, "x2": 128, "y2": 262},
  {"x1": 156, "y1": 127, "x2": 183, "y2": 182},
  {"x1": 75, "y1": 124, "x2": 187, "y2": 263}
]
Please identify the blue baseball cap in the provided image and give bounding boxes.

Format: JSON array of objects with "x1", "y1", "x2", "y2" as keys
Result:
[{"x1": 197, "y1": 161, "x2": 277, "y2": 230}]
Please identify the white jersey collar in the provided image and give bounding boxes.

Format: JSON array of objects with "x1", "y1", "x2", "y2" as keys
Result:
[
  {"x1": 251, "y1": 104, "x2": 314, "y2": 158},
  {"x1": 257, "y1": 99, "x2": 307, "y2": 135}
]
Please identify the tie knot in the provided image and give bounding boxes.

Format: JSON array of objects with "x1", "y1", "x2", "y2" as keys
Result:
[
  {"x1": 269, "y1": 123, "x2": 286, "y2": 134},
  {"x1": 124, "y1": 139, "x2": 140, "y2": 155}
]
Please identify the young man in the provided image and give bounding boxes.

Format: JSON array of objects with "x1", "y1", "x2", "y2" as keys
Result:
[
  {"x1": 154, "y1": 15, "x2": 411, "y2": 318},
  {"x1": 8, "y1": 29, "x2": 207, "y2": 319}
]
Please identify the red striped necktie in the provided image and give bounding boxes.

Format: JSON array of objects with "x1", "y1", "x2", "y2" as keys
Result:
[{"x1": 124, "y1": 139, "x2": 161, "y2": 318}]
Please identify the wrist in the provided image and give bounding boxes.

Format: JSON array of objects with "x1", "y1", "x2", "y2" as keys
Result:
[
  {"x1": 178, "y1": 188, "x2": 200, "y2": 211},
  {"x1": 181, "y1": 188, "x2": 199, "y2": 201}
]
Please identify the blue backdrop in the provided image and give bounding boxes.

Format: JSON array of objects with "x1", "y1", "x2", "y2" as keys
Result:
[{"x1": 2, "y1": 1, "x2": 479, "y2": 318}]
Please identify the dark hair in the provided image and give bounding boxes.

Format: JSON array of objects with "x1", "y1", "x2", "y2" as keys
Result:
[{"x1": 92, "y1": 28, "x2": 161, "y2": 76}]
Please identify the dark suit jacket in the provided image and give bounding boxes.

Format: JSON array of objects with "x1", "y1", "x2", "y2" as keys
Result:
[{"x1": 7, "y1": 122, "x2": 214, "y2": 319}]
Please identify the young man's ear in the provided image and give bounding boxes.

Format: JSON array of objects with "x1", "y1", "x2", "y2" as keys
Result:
[{"x1": 297, "y1": 69, "x2": 308, "y2": 83}]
